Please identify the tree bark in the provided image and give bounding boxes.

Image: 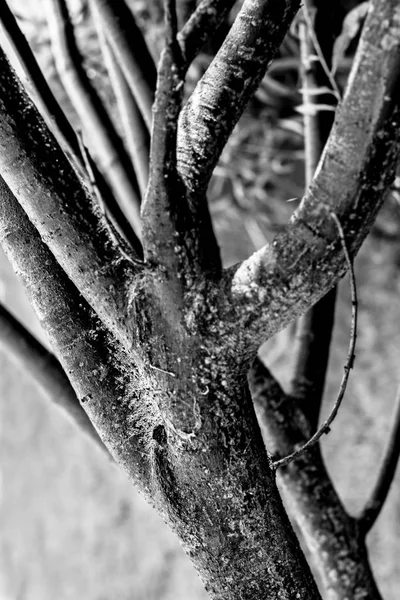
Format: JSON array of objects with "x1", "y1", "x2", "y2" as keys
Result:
[{"x1": 1, "y1": 0, "x2": 400, "y2": 598}]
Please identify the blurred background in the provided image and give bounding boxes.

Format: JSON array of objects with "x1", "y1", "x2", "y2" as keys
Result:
[{"x1": 1, "y1": 1, "x2": 400, "y2": 598}]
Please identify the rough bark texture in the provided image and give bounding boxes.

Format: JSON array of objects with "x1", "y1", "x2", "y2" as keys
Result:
[{"x1": 1, "y1": 0, "x2": 400, "y2": 599}]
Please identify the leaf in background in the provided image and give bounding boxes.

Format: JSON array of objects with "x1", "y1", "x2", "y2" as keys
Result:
[
  {"x1": 331, "y1": 2, "x2": 369, "y2": 75},
  {"x1": 295, "y1": 103, "x2": 336, "y2": 116}
]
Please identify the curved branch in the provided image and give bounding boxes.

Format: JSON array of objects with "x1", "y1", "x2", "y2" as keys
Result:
[
  {"x1": 0, "y1": 302, "x2": 105, "y2": 451},
  {"x1": 222, "y1": 0, "x2": 400, "y2": 358},
  {"x1": 358, "y1": 385, "x2": 400, "y2": 536},
  {"x1": 0, "y1": 47, "x2": 139, "y2": 350},
  {"x1": 0, "y1": 177, "x2": 152, "y2": 492},
  {"x1": 45, "y1": 0, "x2": 142, "y2": 237}
]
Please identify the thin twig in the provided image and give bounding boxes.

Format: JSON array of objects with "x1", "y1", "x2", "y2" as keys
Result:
[
  {"x1": 46, "y1": 0, "x2": 143, "y2": 238},
  {"x1": 289, "y1": 5, "x2": 338, "y2": 432},
  {"x1": 274, "y1": 213, "x2": 357, "y2": 469},
  {"x1": 0, "y1": 302, "x2": 106, "y2": 451},
  {"x1": 302, "y1": 0, "x2": 341, "y2": 101},
  {"x1": 358, "y1": 385, "x2": 400, "y2": 535}
]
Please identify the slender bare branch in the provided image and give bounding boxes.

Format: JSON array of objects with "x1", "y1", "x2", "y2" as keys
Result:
[
  {"x1": 358, "y1": 385, "x2": 400, "y2": 536},
  {"x1": 0, "y1": 302, "x2": 106, "y2": 451},
  {"x1": 274, "y1": 213, "x2": 357, "y2": 469},
  {"x1": 91, "y1": 0, "x2": 150, "y2": 198},
  {"x1": 0, "y1": 177, "x2": 152, "y2": 491},
  {"x1": 0, "y1": 0, "x2": 86, "y2": 177},
  {"x1": 45, "y1": 0, "x2": 142, "y2": 237},
  {"x1": 90, "y1": 0, "x2": 157, "y2": 131},
  {"x1": 178, "y1": 0, "x2": 237, "y2": 67},
  {"x1": 220, "y1": 0, "x2": 400, "y2": 358},
  {"x1": 302, "y1": 0, "x2": 341, "y2": 101},
  {"x1": 289, "y1": 3, "x2": 339, "y2": 431},
  {"x1": 0, "y1": 47, "x2": 140, "y2": 349},
  {"x1": 249, "y1": 358, "x2": 383, "y2": 600}
]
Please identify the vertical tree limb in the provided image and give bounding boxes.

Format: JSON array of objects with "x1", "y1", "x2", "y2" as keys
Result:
[
  {"x1": 90, "y1": 0, "x2": 157, "y2": 130},
  {"x1": 91, "y1": 0, "x2": 150, "y2": 198},
  {"x1": 141, "y1": 0, "x2": 221, "y2": 284}
]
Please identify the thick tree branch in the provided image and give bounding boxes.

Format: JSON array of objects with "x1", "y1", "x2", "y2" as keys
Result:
[
  {"x1": 0, "y1": 47, "x2": 141, "y2": 349},
  {"x1": 249, "y1": 357, "x2": 383, "y2": 600},
  {"x1": 221, "y1": 0, "x2": 400, "y2": 359},
  {"x1": 92, "y1": 5, "x2": 150, "y2": 198},
  {"x1": 89, "y1": 0, "x2": 157, "y2": 131},
  {"x1": 45, "y1": 0, "x2": 142, "y2": 237},
  {"x1": 358, "y1": 385, "x2": 400, "y2": 536},
  {"x1": 0, "y1": 167, "x2": 321, "y2": 599},
  {"x1": 177, "y1": 0, "x2": 300, "y2": 204},
  {"x1": 178, "y1": 0, "x2": 236, "y2": 67},
  {"x1": 0, "y1": 301, "x2": 105, "y2": 450},
  {"x1": 0, "y1": 178, "x2": 152, "y2": 491}
]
